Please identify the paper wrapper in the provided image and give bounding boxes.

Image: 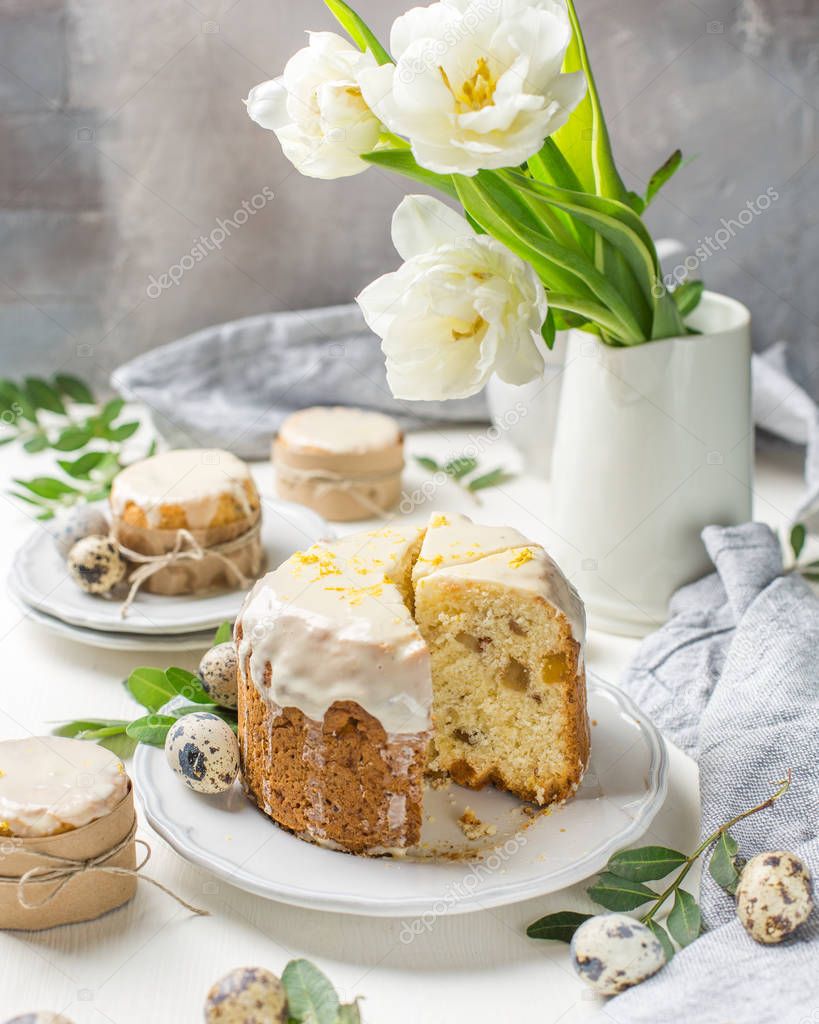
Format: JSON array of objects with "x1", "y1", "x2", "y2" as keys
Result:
[
  {"x1": 273, "y1": 437, "x2": 404, "y2": 522},
  {"x1": 113, "y1": 509, "x2": 264, "y2": 595},
  {"x1": 0, "y1": 786, "x2": 137, "y2": 931}
]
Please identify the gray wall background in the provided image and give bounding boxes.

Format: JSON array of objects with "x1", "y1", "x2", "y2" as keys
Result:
[{"x1": 1, "y1": 0, "x2": 817, "y2": 395}]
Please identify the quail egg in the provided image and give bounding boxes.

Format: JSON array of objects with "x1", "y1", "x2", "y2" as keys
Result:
[
  {"x1": 198, "y1": 642, "x2": 239, "y2": 709},
  {"x1": 67, "y1": 535, "x2": 126, "y2": 595},
  {"x1": 204, "y1": 967, "x2": 288, "y2": 1023},
  {"x1": 164, "y1": 712, "x2": 239, "y2": 794},
  {"x1": 52, "y1": 504, "x2": 109, "y2": 558},
  {"x1": 570, "y1": 913, "x2": 666, "y2": 996},
  {"x1": 735, "y1": 850, "x2": 814, "y2": 944},
  {"x1": 4, "y1": 1014, "x2": 75, "y2": 1024}
]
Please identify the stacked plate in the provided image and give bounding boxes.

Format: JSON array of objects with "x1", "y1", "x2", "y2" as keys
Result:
[{"x1": 8, "y1": 498, "x2": 333, "y2": 651}]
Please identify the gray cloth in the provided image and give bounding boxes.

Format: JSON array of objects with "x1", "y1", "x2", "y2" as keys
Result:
[
  {"x1": 754, "y1": 341, "x2": 819, "y2": 529},
  {"x1": 110, "y1": 304, "x2": 488, "y2": 459},
  {"x1": 607, "y1": 522, "x2": 819, "y2": 1024},
  {"x1": 112, "y1": 301, "x2": 819, "y2": 517}
]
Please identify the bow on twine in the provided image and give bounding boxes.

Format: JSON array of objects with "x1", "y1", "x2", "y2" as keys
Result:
[
  {"x1": 115, "y1": 521, "x2": 260, "y2": 618},
  {"x1": 8, "y1": 818, "x2": 208, "y2": 916}
]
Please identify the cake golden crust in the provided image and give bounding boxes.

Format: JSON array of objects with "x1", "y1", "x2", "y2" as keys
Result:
[{"x1": 237, "y1": 625, "x2": 427, "y2": 854}]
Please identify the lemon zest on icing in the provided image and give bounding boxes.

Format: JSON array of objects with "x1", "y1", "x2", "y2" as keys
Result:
[{"x1": 509, "y1": 548, "x2": 534, "y2": 569}]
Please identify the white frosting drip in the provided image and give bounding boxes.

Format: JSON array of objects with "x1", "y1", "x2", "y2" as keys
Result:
[
  {"x1": 237, "y1": 514, "x2": 585, "y2": 733},
  {"x1": 110, "y1": 448, "x2": 253, "y2": 528},
  {"x1": 412, "y1": 512, "x2": 529, "y2": 582},
  {"x1": 278, "y1": 406, "x2": 400, "y2": 454},
  {"x1": 0, "y1": 736, "x2": 128, "y2": 837},
  {"x1": 237, "y1": 528, "x2": 432, "y2": 735}
]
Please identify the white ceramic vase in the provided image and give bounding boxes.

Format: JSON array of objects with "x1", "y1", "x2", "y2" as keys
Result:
[
  {"x1": 485, "y1": 332, "x2": 568, "y2": 478},
  {"x1": 546, "y1": 291, "x2": 752, "y2": 637}
]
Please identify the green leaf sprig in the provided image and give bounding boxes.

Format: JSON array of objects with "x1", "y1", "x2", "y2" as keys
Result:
[
  {"x1": 282, "y1": 959, "x2": 362, "y2": 1024},
  {"x1": 414, "y1": 454, "x2": 513, "y2": 504},
  {"x1": 527, "y1": 773, "x2": 792, "y2": 957},
  {"x1": 2, "y1": 373, "x2": 153, "y2": 520},
  {"x1": 53, "y1": 623, "x2": 236, "y2": 757},
  {"x1": 786, "y1": 522, "x2": 819, "y2": 582}
]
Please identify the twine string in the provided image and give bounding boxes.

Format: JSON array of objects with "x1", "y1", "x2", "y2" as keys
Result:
[
  {"x1": 114, "y1": 520, "x2": 261, "y2": 618},
  {"x1": 276, "y1": 464, "x2": 399, "y2": 520},
  {"x1": 7, "y1": 818, "x2": 208, "y2": 916}
]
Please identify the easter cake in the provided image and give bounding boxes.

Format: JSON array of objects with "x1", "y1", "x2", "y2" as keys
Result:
[
  {"x1": 108, "y1": 448, "x2": 263, "y2": 596},
  {"x1": 235, "y1": 512, "x2": 587, "y2": 855},
  {"x1": 273, "y1": 406, "x2": 404, "y2": 521}
]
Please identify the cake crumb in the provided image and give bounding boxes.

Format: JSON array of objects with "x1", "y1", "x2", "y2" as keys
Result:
[
  {"x1": 426, "y1": 770, "x2": 451, "y2": 791},
  {"x1": 458, "y1": 807, "x2": 497, "y2": 841}
]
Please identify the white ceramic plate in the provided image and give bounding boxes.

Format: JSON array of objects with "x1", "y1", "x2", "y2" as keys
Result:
[
  {"x1": 7, "y1": 583, "x2": 217, "y2": 652},
  {"x1": 10, "y1": 498, "x2": 332, "y2": 636},
  {"x1": 133, "y1": 676, "x2": 667, "y2": 917}
]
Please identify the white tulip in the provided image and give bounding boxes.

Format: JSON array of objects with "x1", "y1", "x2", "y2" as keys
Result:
[
  {"x1": 245, "y1": 32, "x2": 382, "y2": 179},
  {"x1": 356, "y1": 0, "x2": 586, "y2": 176},
  {"x1": 357, "y1": 195, "x2": 547, "y2": 400}
]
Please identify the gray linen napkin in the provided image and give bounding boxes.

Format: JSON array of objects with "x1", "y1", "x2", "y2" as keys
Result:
[
  {"x1": 754, "y1": 341, "x2": 819, "y2": 529},
  {"x1": 111, "y1": 304, "x2": 488, "y2": 459},
  {"x1": 605, "y1": 522, "x2": 819, "y2": 1024}
]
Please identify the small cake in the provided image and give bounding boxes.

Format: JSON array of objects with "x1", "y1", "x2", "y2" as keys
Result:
[
  {"x1": 273, "y1": 406, "x2": 404, "y2": 521},
  {"x1": 110, "y1": 449, "x2": 260, "y2": 536},
  {"x1": 109, "y1": 449, "x2": 263, "y2": 595},
  {"x1": 0, "y1": 736, "x2": 128, "y2": 838},
  {"x1": 235, "y1": 512, "x2": 588, "y2": 855}
]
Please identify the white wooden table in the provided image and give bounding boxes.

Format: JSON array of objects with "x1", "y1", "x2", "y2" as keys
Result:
[{"x1": 0, "y1": 421, "x2": 803, "y2": 1024}]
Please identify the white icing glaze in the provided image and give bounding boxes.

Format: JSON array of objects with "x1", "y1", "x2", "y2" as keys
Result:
[
  {"x1": 421, "y1": 544, "x2": 586, "y2": 645},
  {"x1": 412, "y1": 512, "x2": 529, "y2": 582},
  {"x1": 110, "y1": 448, "x2": 253, "y2": 529},
  {"x1": 0, "y1": 736, "x2": 128, "y2": 837},
  {"x1": 237, "y1": 516, "x2": 585, "y2": 733},
  {"x1": 279, "y1": 406, "x2": 400, "y2": 454},
  {"x1": 237, "y1": 527, "x2": 432, "y2": 735}
]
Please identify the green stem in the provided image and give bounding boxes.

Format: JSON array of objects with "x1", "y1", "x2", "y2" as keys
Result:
[
  {"x1": 642, "y1": 772, "x2": 791, "y2": 924},
  {"x1": 378, "y1": 130, "x2": 409, "y2": 149}
]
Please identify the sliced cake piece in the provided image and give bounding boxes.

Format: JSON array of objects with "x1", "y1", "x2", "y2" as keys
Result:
[{"x1": 414, "y1": 544, "x2": 588, "y2": 806}]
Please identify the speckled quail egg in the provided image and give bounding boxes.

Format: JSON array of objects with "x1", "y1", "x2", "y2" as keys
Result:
[
  {"x1": 570, "y1": 914, "x2": 666, "y2": 996},
  {"x1": 4, "y1": 1014, "x2": 76, "y2": 1024},
  {"x1": 204, "y1": 966, "x2": 288, "y2": 1023},
  {"x1": 52, "y1": 503, "x2": 109, "y2": 558},
  {"x1": 735, "y1": 850, "x2": 814, "y2": 944},
  {"x1": 198, "y1": 642, "x2": 239, "y2": 709},
  {"x1": 66, "y1": 535, "x2": 126, "y2": 594},
  {"x1": 164, "y1": 712, "x2": 239, "y2": 794}
]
